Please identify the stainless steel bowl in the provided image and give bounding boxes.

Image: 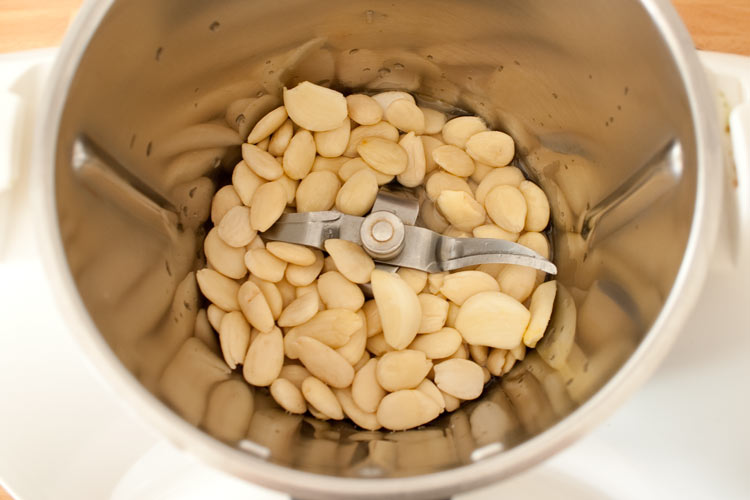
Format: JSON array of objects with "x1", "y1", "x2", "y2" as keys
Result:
[{"x1": 33, "y1": 0, "x2": 722, "y2": 498}]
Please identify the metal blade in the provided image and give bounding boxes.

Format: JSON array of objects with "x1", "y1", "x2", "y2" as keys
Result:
[{"x1": 261, "y1": 211, "x2": 365, "y2": 249}]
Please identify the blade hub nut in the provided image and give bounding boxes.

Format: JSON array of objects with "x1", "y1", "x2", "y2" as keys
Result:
[{"x1": 360, "y1": 211, "x2": 406, "y2": 260}]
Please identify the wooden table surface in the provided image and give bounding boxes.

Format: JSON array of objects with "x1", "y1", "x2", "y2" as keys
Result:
[{"x1": 0, "y1": 1, "x2": 748, "y2": 499}]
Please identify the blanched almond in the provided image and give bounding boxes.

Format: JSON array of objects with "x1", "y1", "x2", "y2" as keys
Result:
[
  {"x1": 455, "y1": 291, "x2": 530, "y2": 349},
  {"x1": 283, "y1": 82, "x2": 348, "y2": 132},
  {"x1": 243, "y1": 326, "x2": 284, "y2": 386},
  {"x1": 334, "y1": 387, "x2": 381, "y2": 431},
  {"x1": 486, "y1": 348, "x2": 508, "y2": 376},
  {"x1": 270, "y1": 378, "x2": 307, "y2": 414},
  {"x1": 346, "y1": 94, "x2": 383, "y2": 125},
  {"x1": 211, "y1": 185, "x2": 242, "y2": 225},
  {"x1": 267, "y1": 119, "x2": 294, "y2": 156},
  {"x1": 419, "y1": 197, "x2": 450, "y2": 233},
  {"x1": 352, "y1": 358, "x2": 386, "y2": 413},
  {"x1": 469, "y1": 344, "x2": 489, "y2": 365},
  {"x1": 266, "y1": 241, "x2": 316, "y2": 266},
  {"x1": 296, "y1": 336, "x2": 355, "y2": 388},
  {"x1": 470, "y1": 162, "x2": 494, "y2": 183},
  {"x1": 366, "y1": 333, "x2": 394, "y2": 356},
  {"x1": 436, "y1": 190, "x2": 485, "y2": 232},
  {"x1": 276, "y1": 174, "x2": 298, "y2": 206},
  {"x1": 517, "y1": 232, "x2": 550, "y2": 259},
  {"x1": 519, "y1": 180, "x2": 550, "y2": 232},
  {"x1": 425, "y1": 171, "x2": 472, "y2": 201},
  {"x1": 302, "y1": 376, "x2": 344, "y2": 419},
  {"x1": 484, "y1": 184, "x2": 527, "y2": 234},
  {"x1": 283, "y1": 129, "x2": 316, "y2": 180},
  {"x1": 276, "y1": 278, "x2": 296, "y2": 309},
  {"x1": 472, "y1": 224, "x2": 518, "y2": 242},
  {"x1": 409, "y1": 327, "x2": 462, "y2": 359},
  {"x1": 247, "y1": 105, "x2": 288, "y2": 144},
  {"x1": 241, "y1": 143, "x2": 284, "y2": 180},
  {"x1": 311, "y1": 155, "x2": 349, "y2": 174},
  {"x1": 335, "y1": 168, "x2": 378, "y2": 216},
  {"x1": 232, "y1": 161, "x2": 265, "y2": 207},
  {"x1": 428, "y1": 272, "x2": 448, "y2": 294},
  {"x1": 357, "y1": 137, "x2": 408, "y2": 175},
  {"x1": 277, "y1": 291, "x2": 319, "y2": 327},
  {"x1": 207, "y1": 304, "x2": 226, "y2": 332},
  {"x1": 396, "y1": 132, "x2": 426, "y2": 187},
  {"x1": 416, "y1": 379, "x2": 446, "y2": 412},
  {"x1": 441, "y1": 116, "x2": 487, "y2": 148},
  {"x1": 372, "y1": 90, "x2": 416, "y2": 111},
  {"x1": 421, "y1": 108, "x2": 447, "y2": 135},
  {"x1": 336, "y1": 310, "x2": 367, "y2": 364},
  {"x1": 421, "y1": 135, "x2": 444, "y2": 174},
  {"x1": 523, "y1": 280, "x2": 557, "y2": 348},
  {"x1": 396, "y1": 268, "x2": 428, "y2": 294},
  {"x1": 244, "y1": 248, "x2": 287, "y2": 282},
  {"x1": 313, "y1": 117, "x2": 350, "y2": 158},
  {"x1": 318, "y1": 271, "x2": 365, "y2": 311},
  {"x1": 475, "y1": 167, "x2": 525, "y2": 204},
  {"x1": 250, "y1": 181, "x2": 287, "y2": 231},
  {"x1": 344, "y1": 121, "x2": 400, "y2": 157},
  {"x1": 385, "y1": 99, "x2": 425, "y2": 133},
  {"x1": 204, "y1": 228, "x2": 247, "y2": 279},
  {"x1": 465, "y1": 130, "x2": 515, "y2": 167},
  {"x1": 363, "y1": 299, "x2": 382, "y2": 337},
  {"x1": 218, "y1": 206, "x2": 257, "y2": 247},
  {"x1": 442, "y1": 391, "x2": 461, "y2": 412},
  {"x1": 440, "y1": 270, "x2": 500, "y2": 305},
  {"x1": 375, "y1": 350, "x2": 432, "y2": 392},
  {"x1": 197, "y1": 269, "x2": 240, "y2": 311},
  {"x1": 237, "y1": 280, "x2": 275, "y2": 332},
  {"x1": 497, "y1": 264, "x2": 536, "y2": 303},
  {"x1": 376, "y1": 390, "x2": 440, "y2": 431},
  {"x1": 247, "y1": 276, "x2": 283, "y2": 320},
  {"x1": 324, "y1": 239, "x2": 375, "y2": 284},
  {"x1": 371, "y1": 269, "x2": 422, "y2": 349},
  {"x1": 417, "y1": 293, "x2": 449, "y2": 333},
  {"x1": 434, "y1": 359, "x2": 484, "y2": 400},
  {"x1": 338, "y1": 157, "x2": 394, "y2": 185},
  {"x1": 296, "y1": 171, "x2": 340, "y2": 212},
  {"x1": 432, "y1": 145, "x2": 475, "y2": 177},
  {"x1": 218, "y1": 311, "x2": 251, "y2": 369},
  {"x1": 279, "y1": 364, "x2": 311, "y2": 389},
  {"x1": 284, "y1": 308, "x2": 363, "y2": 358},
  {"x1": 285, "y1": 249, "x2": 325, "y2": 286}
]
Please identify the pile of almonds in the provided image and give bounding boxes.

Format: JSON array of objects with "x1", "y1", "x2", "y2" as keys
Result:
[{"x1": 197, "y1": 81, "x2": 557, "y2": 431}]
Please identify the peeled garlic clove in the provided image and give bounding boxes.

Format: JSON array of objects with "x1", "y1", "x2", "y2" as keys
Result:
[
  {"x1": 370, "y1": 269, "x2": 422, "y2": 350},
  {"x1": 283, "y1": 81, "x2": 348, "y2": 132},
  {"x1": 455, "y1": 291, "x2": 530, "y2": 349},
  {"x1": 465, "y1": 130, "x2": 515, "y2": 167}
]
